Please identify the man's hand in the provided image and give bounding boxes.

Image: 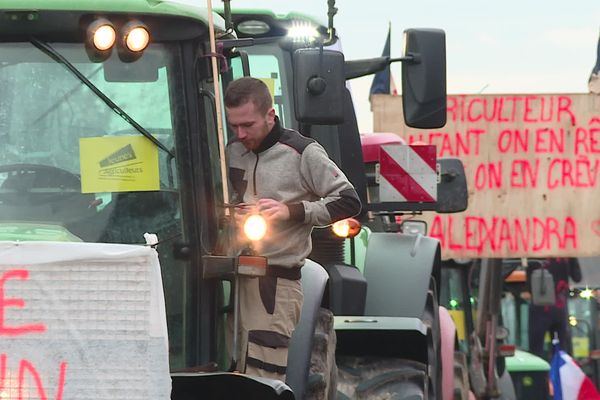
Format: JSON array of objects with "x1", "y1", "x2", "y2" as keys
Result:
[
  {"x1": 257, "y1": 198, "x2": 290, "y2": 221},
  {"x1": 233, "y1": 203, "x2": 253, "y2": 225}
]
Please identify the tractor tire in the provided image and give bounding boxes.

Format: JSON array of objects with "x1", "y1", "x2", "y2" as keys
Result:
[
  {"x1": 305, "y1": 307, "x2": 338, "y2": 400},
  {"x1": 468, "y1": 332, "x2": 487, "y2": 398},
  {"x1": 422, "y1": 289, "x2": 442, "y2": 399},
  {"x1": 337, "y1": 356, "x2": 428, "y2": 399}
]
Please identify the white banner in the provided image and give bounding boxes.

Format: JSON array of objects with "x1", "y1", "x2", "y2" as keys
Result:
[{"x1": 0, "y1": 241, "x2": 170, "y2": 399}]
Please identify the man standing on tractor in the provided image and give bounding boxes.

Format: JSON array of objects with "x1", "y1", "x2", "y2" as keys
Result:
[
  {"x1": 224, "y1": 77, "x2": 361, "y2": 381},
  {"x1": 527, "y1": 257, "x2": 582, "y2": 359}
]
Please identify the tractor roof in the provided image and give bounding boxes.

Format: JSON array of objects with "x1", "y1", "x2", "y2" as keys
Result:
[
  {"x1": 506, "y1": 350, "x2": 550, "y2": 372},
  {"x1": 223, "y1": 7, "x2": 327, "y2": 28},
  {"x1": 1, "y1": 0, "x2": 226, "y2": 30}
]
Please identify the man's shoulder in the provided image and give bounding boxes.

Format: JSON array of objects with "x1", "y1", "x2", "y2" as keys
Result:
[{"x1": 278, "y1": 128, "x2": 316, "y2": 154}]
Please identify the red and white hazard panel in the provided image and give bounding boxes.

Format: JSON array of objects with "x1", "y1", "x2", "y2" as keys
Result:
[{"x1": 378, "y1": 144, "x2": 438, "y2": 202}]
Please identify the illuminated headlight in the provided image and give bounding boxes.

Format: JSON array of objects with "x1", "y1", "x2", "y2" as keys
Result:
[
  {"x1": 580, "y1": 287, "x2": 594, "y2": 299},
  {"x1": 569, "y1": 315, "x2": 577, "y2": 327},
  {"x1": 87, "y1": 19, "x2": 116, "y2": 52},
  {"x1": 287, "y1": 21, "x2": 318, "y2": 42},
  {"x1": 244, "y1": 215, "x2": 267, "y2": 241},
  {"x1": 332, "y1": 218, "x2": 361, "y2": 239},
  {"x1": 124, "y1": 24, "x2": 150, "y2": 52},
  {"x1": 93, "y1": 24, "x2": 116, "y2": 51}
]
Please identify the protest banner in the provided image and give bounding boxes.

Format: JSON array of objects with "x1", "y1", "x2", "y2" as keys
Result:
[{"x1": 372, "y1": 93, "x2": 600, "y2": 258}]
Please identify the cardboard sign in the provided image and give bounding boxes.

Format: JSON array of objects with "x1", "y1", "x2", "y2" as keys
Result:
[
  {"x1": 0, "y1": 241, "x2": 170, "y2": 399},
  {"x1": 80, "y1": 136, "x2": 160, "y2": 193},
  {"x1": 372, "y1": 93, "x2": 600, "y2": 258}
]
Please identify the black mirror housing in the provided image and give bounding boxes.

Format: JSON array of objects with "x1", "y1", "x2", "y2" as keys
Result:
[
  {"x1": 293, "y1": 48, "x2": 345, "y2": 125},
  {"x1": 436, "y1": 158, "x2": 468, "y2": 213},
  {"x1": 402, "y1": 28, "x2": 447, "y2": 129}
]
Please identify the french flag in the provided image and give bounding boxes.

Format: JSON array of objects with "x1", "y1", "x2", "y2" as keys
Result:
[{"x1": 550, "y1": 341, "x2": 600, "y2": 400}]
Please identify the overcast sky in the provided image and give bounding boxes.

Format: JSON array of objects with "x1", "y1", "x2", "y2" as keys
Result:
[{"x1": 202, "y1": 0, "x2": 600, "y2": 132}]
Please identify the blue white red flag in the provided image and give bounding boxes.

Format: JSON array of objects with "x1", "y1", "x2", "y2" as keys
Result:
[{"x1": 550, "y1": 340, "x2": 600, "y2": 400}]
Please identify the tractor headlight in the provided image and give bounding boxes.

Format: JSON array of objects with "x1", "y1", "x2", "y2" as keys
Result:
[
  {"x1": 92, "y1": 24, "x2": 116, "y2": 51},
  {"x1": 287, "y1": 21, "x2": 318, "y2": 42},
  {"x1": 85, "y1": 18, "x2": 116, "y2": 61},
  {"x1": 244, "y1": 214, "x2": 267, "y2": 241},
  {"x1": 332, "y1": 218, "x2": 361, "y2": 239},
  {"x1": 124, "y1": 24, "x2": 150, "y2": 52}
]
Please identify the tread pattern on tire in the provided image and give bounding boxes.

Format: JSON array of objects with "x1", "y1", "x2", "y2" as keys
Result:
[
  {"x1": 306, "y1": 308, "x2": 338, "y2": 400},
  {"x1": 422, "y1": 287, "x2": 442, "y2": 400},
  {"x1": 337, "y1": 357, "x2": 428, "y2": 400}
]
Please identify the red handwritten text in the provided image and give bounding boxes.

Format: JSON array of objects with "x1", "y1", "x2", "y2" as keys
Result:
[
  {"x1": 574, "y1": 126, "x2": 600, "y2": 155},
  {"x1": 0, "y1": 354, "x2": 67, "y2": 400},
  {"x1": 430, "y1": 215, "x2": 577, "y2": 254},
  {"x1": 407, "y1": 128, "x2": 486, "y2": 157},
  {"x1": 447, "y1": 95, "x2": 577, "y2": 125},
  {"x1": 547, "y1": 157, "x2": 600, "y2": 189},
  {"x1": 0, "y1": 269, "x2": 47, "y2": 336},
  {"x1": 497, "y1": 128, "x2": 565, "y2": 154}
]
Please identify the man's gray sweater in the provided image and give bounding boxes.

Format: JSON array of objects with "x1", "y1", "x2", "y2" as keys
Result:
[{"x1": 226, "y1": 118, "x2": 361, "y2": 269}]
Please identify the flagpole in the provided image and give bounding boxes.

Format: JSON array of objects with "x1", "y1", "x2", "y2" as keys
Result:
[{"x1": 206, "y1": 0, "x2": 230, "y2": 209}]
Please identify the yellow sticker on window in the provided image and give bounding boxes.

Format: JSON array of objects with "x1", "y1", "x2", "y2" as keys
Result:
[
  {"x1": 80, "y1": 136, "x2": 160, "y2": 193},
  {"x1": 258, "y1": 78, "x2": 275, "y2": 102}
]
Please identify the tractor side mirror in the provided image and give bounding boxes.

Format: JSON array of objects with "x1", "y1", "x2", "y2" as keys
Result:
[
  {"x1": 436, "y1": 158, "x2": 468, "y2": 213},
  {"x1": 402, "y1": 28, "x2": 447, "y2": 129},
  {"x1": 293, "y1": 48, "x2": 345, "y2": 125}
]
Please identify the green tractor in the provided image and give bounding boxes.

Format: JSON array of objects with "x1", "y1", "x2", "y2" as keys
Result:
[
  {"x1": 0, "y1": 1, "x2": 330, "y2": 398},
  {"x1": 218, "y1": 5, "x2": 461, "y2": 399},
  {"x1": 0, "y1": 0, "x2": 448, "y2": 398},
  {"x1": 502, "y1": 257, "x2": 600, "y2": 399}
]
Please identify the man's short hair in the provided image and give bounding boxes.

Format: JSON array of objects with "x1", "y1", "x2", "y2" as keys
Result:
[{"x1": 224, "y1": 77, "x2": 273, "y2": 114}]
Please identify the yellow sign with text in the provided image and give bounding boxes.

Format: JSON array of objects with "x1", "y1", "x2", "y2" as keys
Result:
[{"x1": 80, "y1": 136, "x2": 160, "y2": 193}]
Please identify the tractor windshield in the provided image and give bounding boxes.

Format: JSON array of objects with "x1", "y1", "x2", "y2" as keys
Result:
[
  {"x1": 0, "y1": 41, "x2": 191, "y2": 368},
  {"x1": 0, "y1": 41, "x2": 181, "y2": 243}
]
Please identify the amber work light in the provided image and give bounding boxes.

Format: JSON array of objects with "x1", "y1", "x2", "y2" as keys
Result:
[
  {"x1": 85, "y1": 18, "x2": 116, "y2": 61},
  {"x1": 332, "y1": 218, "x2": 361, "y2": 239},
  {"x1": 122, "y1": 21, "x2": 150, "y2": 52}
]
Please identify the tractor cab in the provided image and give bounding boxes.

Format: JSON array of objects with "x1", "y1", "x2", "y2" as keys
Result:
[
  {"x1": 0, "y1": 1, "x2": 455, "y2": 398},
  {"x1": 0, "y1": 1, "x2": 219, "y2": 372},
  {"x1": 0, "y1": 2, "x2": 307, "y2": 398}
]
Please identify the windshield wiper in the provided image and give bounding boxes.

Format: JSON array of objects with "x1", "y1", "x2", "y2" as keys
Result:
[{"x1": 30, "y1": 37, "x2": 175, "y2": 158}]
